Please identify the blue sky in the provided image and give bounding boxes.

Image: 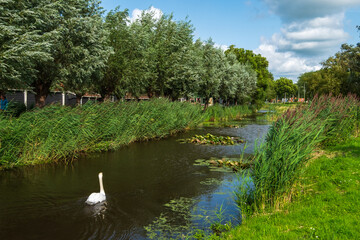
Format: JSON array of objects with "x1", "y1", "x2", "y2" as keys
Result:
[{"x1": 100, "y1": 0, "x2": 360, "y2": 81}]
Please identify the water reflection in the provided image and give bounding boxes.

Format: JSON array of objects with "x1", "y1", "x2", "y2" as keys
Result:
[{"x1": 83, "y1": 202, "x2": 108, "y2": 218}]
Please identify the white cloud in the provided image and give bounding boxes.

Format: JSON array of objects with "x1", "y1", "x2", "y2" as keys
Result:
[
  {"x1": 255, "y1": 40, "x2": 321, "y2": 80},
  {"x1": 274, "y1": 13, "x2": 349, "y2": 56},
  {"x1": 256, "y1": 13, "x2": 346, "y2": 80},
  {"x1": 214, "y1": 43, "x2": 229, "y2": 51},
  {"x1": 129, "y1": 6, "x2": 163, "y2": 23},
  {"x1": 256, "y1": 0, "x2": 360, "y2": 80}
]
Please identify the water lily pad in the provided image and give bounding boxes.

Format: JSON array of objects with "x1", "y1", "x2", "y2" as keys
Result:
[{"x1": 179, "y1": 133, "x2": 245, "y2": 145}]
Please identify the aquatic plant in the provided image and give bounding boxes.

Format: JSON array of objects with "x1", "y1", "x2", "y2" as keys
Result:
[
  {"x1": 179, "y1": 133, "x2": 244, "y2": 145},
  {"x1": 210, "y1": 204, "x2": 233, "y2": 236}
]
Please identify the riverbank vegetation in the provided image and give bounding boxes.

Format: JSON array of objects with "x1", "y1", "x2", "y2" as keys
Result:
[
  {"x1": 0, "y1": 99, "x2": 206, "y2": 169},
  {"x1": 0, "y1": 100, "x2": 255, "y2": 169},
  {"x1": 225, "y1": 94, "x2": 360, "y2": 238},
  {"x1": 203, "y1": 104, "x2": 254, "y2": 122},
  {"x1": 225, "y1": 135, "x2": 360, "y2": 239}
]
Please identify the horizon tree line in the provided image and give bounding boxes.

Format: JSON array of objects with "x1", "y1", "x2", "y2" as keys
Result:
[{"x1": 1, "y1": 0, "x2": 275, "y2": 108}]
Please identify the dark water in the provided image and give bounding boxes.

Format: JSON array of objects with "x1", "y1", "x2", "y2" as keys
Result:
[{"x1": 0, "y1": 117, "x2": 270, "y2": 240}]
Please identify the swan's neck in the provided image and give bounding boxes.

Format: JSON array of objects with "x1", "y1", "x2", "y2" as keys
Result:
[{"x1": 99, "y1": 175, "x2": 105, "y2": 195}]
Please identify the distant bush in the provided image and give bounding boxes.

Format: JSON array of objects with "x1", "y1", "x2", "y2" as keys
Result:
[{"x1": 5, "y1": 101, "x2": 27, "y2": 117}]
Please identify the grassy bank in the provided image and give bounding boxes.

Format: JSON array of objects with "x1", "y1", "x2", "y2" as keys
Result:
[
  {"x1": 219, "y1": 94, "x2": 359, "y2": 239},
  {"x1": 0, "y1": 100, "x2": 253, "y2": 169},
  {"x1": 247, "y1": 94, "x2": 358, "y2": 211},
  {"x1": 224, "y1": 136, "x2": 360, "y2": 239},
  {"x1": 0, "y1": 99, "x2": 205, "y2": 169},
  {"x1": 261, "y1": 103, "x2": 300, "y2": 122}
]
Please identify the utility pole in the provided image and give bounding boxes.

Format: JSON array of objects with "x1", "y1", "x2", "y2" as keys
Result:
[
  {"x1": 298, "y1": 86, "x2": 300, "y2": 102},
  {"x1": 304, "y1": 83, "x2": 306, "y2": 102}
]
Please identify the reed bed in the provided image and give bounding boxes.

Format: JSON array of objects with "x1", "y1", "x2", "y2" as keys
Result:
[
  {"x1": 203, "y1": 104, "x2": 254, "y2": 122},
  {"x1": 0, "y1": 100, "x2": 254, "y2": 169},
  {"x1": 238, "y1": 94, "x2": 359, "y2": 214},
  {"x1": 0, "y1": 99, "x2": 205, "y2": 169}
]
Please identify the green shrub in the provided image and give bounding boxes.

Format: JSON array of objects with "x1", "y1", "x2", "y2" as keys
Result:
[{"x1": 5, "y1": 101, "x2": 27, "y2": 117}]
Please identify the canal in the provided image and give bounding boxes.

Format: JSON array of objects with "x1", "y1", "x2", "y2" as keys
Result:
[{"x1": 0, "y1": 116, "x2": 270, "y2": 239}]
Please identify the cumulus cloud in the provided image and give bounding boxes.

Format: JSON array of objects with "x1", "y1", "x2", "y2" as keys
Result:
[
  {"x1": 255, "y1": 39, "x2": 321, "y2": 80},
  {"x1": 257, "y1": 0, "x2": 360, "y2": 80},
  {"x1": 273, "y1": 13, "x2": 349, "y2": 56},
  {"x1": 129, "y1": 6, "x2": 163, "y2": 23}
]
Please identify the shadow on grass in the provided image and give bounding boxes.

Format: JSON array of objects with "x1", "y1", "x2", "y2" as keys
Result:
[{"x1": 329, "y1": 143, "x2": 360, "y2": 157}]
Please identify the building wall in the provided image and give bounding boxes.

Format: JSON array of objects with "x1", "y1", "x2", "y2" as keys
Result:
[{"x1": 5, "y1": 90, "x2": 83, "y2": 107}]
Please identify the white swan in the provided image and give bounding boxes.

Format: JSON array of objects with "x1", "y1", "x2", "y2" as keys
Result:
[{"x1": 86, "y1": 172, "x2": 106, "y2": 205}]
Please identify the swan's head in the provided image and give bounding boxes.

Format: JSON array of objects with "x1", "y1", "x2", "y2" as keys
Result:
[{"x1": 98, "y1": 172, "x2": 103, "y2": 178}]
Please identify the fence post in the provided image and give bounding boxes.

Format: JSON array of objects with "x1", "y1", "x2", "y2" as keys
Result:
[
  {"x1": 62, "y1": 92, "x2": 65, "y2": 106},
  {"x1": 24, "y1": 90, "x2": 28, "y2": 108}
]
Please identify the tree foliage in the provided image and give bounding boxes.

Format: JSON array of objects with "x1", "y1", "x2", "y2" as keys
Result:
[
  {"x1": 274, "y1": 77, "x2": 298, "y2": 98},
  {"x1": 1, "y1": 4, "x2": 269, "y2": 108},
  {"x1": 1, "y1": 0, "x2": 109, "y2": 107},
  {"x1": 225, "y1": 45, "x2": 274, "y2": 105},
  {"x1": 298, "y1": 26, "x2": 360, "y2": 98}
]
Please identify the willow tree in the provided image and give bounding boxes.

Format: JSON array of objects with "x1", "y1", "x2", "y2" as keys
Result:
[
  {"x1": 1, "y1": 0, "x2": 109, "y2": 107},
  {"x1": 220, "y1": 53, "x2": 257, "y2": 105},
  {"x1": 0, "y1": 0, "x2": 53, "y2": 91},
  {"x1": 218, "y1": 54, "x2": 237, "y2": 105},
  {"x1": 150, "y1": 14, "x2": 196, "y2": 98},
  {"x1": 157, "y1": 16, "x2": 199, "y2": 100},
  {"x1": 165, "y1": 43, "x2": 202, "y2": 101},
  {"x1": 225, "y1": 45, "x2": 274, "y2": 106},
  {"x1": 60, "y1": 1, "x2": 110, "y2": 104},
  {"x1": 196, "y1": 39, "x2": 224, "y2": 109},
  {"x1": 234, "y1": 63, "x2": 257, "y2": 104}
]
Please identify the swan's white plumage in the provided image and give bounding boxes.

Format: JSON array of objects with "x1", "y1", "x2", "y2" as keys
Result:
[{"x1": 86, "y1": 172, "x2": 106, "y2": 205}]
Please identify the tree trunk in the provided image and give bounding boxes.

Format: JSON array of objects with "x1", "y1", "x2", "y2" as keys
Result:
[
  {"x1": 203, "y1": 97, "x2": 209, "y2": 111},
  {"x1": 33, "y1": 80, "x2": 51, "y2": 108},
  {"x1": 147, "y1": 87, "x2": 154, "y2": 98},
  {"x1": 76, "y1": 94, "x2": 82, "y2": 105}
]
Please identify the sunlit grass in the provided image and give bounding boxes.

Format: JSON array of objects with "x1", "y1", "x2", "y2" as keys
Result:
[{"x1": 224, "y1": 136, "x2": 360, "y2": 239}]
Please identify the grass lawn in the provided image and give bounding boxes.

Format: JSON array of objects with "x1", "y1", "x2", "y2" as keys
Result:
[{"x1": 223, "y1": 136, "x2": 360, "y2": 239}]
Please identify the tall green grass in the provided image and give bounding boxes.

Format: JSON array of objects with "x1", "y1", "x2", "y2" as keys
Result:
[
  {"x1": 203, "y1": 104, "x2": 254, "y2": 122},
  {"x1": 0, "y1": 99, "x2": 204, "y2": 169},
  {"x1": 0, "y1": 100, "x2": 254, "y2": 169},
  {"x1": 226, "y1": 136, "x2": 360, "y2": 239},
  {"x1": 238, "y1": 94, "x2": 359, "y2": 213}
]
